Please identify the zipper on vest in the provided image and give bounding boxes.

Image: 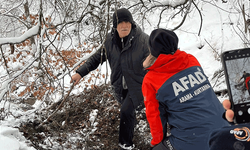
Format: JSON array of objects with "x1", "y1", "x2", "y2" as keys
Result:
[{"x1": 121, "y1": 38, "x2": 124, "y2": 49}]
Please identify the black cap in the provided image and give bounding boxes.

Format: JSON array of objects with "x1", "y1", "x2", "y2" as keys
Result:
[
  {"x1": 113, "y1": 8, "x2": 134, "y2": 28},
  {"x1": 149, "y1": 28, "x2": 179, "y2": 58}
]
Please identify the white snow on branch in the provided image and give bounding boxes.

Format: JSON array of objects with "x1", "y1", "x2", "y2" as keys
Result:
[
  {"x1": 151, "y1": 0, "x2": 187, "y2": 7},
  {"x1": 0, "y1": 55, "x2": 38, "y2": 100},
  {"x1": 0, "y1": 22, "x2": 40, "y2": 45},
  {"x1": 0, "y1": 21, "x2": 42, "y2": 100}
]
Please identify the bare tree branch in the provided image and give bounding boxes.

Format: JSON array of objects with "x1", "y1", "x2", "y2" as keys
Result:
[
  {"x1": 192, "y1": 0, "x2": 203, "y2": 36},
  {"x1": 172, "y1": 0, "x2": 192, "y2": 31}
]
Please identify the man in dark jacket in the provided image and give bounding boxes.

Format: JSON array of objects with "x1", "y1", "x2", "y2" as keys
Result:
[
  {"x1": 71, "y1": 8, "x2": 149, "y2": 149},
  {"x1": 142, "y1": 28, "x2": 229, "y2": 150}
]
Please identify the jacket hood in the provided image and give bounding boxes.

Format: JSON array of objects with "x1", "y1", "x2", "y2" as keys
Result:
[
  {"x1": 112, "y1": 8, "x2": 135, "y2": 28},
  {"x1": 147, "y1": 50, "x2": 189, "y2": 73}
]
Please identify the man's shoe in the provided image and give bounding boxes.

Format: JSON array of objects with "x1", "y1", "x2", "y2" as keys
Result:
[{"x1": 119, "y1": 143, "x2": 135, "y2": 150}]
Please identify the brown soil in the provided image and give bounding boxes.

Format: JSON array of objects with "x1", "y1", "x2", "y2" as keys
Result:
[{"x1": 19, "y1": 84, "x2": 151, "y2": 150}]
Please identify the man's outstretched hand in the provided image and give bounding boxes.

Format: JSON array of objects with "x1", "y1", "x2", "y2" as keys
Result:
[{"x1": 70, "y1": 73, "x2": 82, "y2": 85}]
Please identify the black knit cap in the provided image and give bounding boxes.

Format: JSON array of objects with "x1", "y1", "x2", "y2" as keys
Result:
[
  {"x1": 149, "y1": 28, "x2": 179, "y2": 58},
  {"x1": 113, "y1": 8, "x2": 134, "y2": 28}
]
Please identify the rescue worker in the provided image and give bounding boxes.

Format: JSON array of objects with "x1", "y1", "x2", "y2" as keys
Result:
[{"x1": 142, "y1": 28, "x2": 229, "y2": 150}]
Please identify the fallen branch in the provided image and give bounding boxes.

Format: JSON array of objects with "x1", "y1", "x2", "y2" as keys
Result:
[{"x1": 36, "y1": 83, "x2": 75, "y2": 129}]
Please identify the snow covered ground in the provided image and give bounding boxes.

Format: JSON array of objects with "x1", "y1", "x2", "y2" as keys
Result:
[
  {"x1": 0, "y1": 126, "x2": 35, "y2": 150},
  {"x1": 0, "y1": 1, "x2": 247, "y2": 149}
]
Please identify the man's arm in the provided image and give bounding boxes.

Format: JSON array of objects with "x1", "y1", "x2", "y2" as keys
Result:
[
  {"x1": 76, "y1": 48, "x2": 106, "y2": 77},
  {"x1": 70, "y1": 48, "x2": 106, "y2": 85}
]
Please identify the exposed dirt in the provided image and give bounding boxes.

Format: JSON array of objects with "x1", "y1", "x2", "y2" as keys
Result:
[{"x1": 19, "y1": 84, "x2": 151, "y2": 150}]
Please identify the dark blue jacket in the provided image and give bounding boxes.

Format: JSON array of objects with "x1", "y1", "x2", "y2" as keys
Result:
[{"x1": 142, "y1": 50, "x2": 229, "y2": 149}]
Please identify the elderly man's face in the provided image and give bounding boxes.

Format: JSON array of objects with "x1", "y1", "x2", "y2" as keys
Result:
[{"x1": 117, "y1": 21, "x2": 132, "y2": 38}]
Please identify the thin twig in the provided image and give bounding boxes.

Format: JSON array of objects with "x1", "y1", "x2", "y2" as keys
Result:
[
  {"x1": 172, "y1": 0, "x2": 192, "y2": 31},
  {"x1": 36, "y1": 82, "x2": 75, "y2": 128},
  {"x1": 0, "y1": 45, "x2": 9, "y2": 75},
  {"x1": 204, "y1": 38, "x2": 220, "y2": 60},
  {"x1": 192, "y1": 1, "x2": 203, "y2": 36}
]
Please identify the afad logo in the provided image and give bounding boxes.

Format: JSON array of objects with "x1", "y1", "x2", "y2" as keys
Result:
[{"x1": 230, "y1": 127, "x2": 250, "y2": 142}]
